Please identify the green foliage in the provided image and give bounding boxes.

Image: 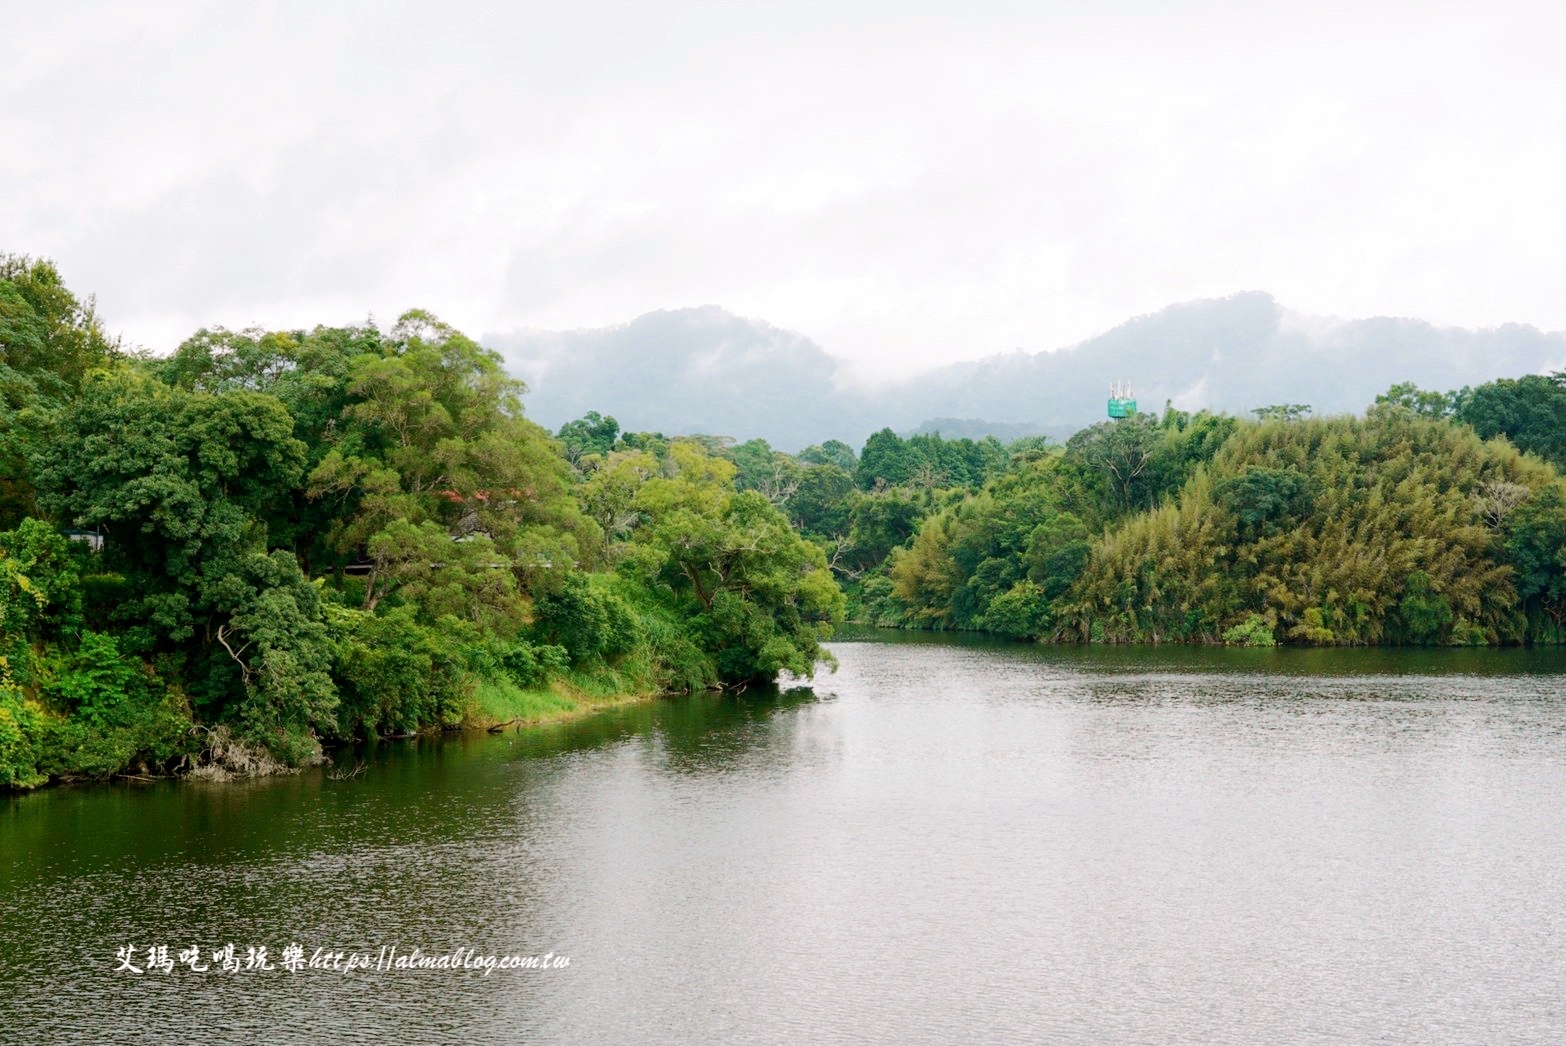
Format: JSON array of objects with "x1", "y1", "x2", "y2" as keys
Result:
[
  {"x1": 17, "y1": 250, "x2": 1566, "y2": 787},
  {"x1": 1222, "y1": 613, "x2": 1276, "y2": 647},
  {"x1": 531, "y1": 572, "x2": 642, "y2": 666},
  {"x1": 465, "y1": 675, "x2": 576, "y2": 724},
  {"x1": 0, "y1": 660, "x2": 47, "y2": 788},
  {"x1": 730, "y1": 438, "x2": 801, "y2": 504},
  {"x1": 33, "y1": 371, "x2": 307, "y2": 641},
  {"x1": 0, "y1": 518, "x2": 83, "y2": 656},
  {"x1": 1026, "y1": 512, "x2": 1092, "y2": 602},
  {"x1": 54, "y1": 631, "x2": 145, "y2": 727},
  {"x1": 325, "y1": 603, "x2": 467, "y2": 737},
  {"x1": 978, "y1": 581, "x2": 1050, "y2": 638},
  {"x1": 557, "y1": 411, "x2": 621, "y2": 464},
  {"x1": 798, "y1": 439, "x2": 857, "y2": 471},
  {"x1": 1251, "y1": 404, "x2": 1312, "y2": 422},
  {"x1": 855, "y1": 428, "x2": 911, "y2": 489},
  {"x1": 846, "y1": 488, "x2": 924, "y2": 569},
  {"x1": 1398, "y1": 571, "x2": 1453, "y2": 644},
  {"x1": 158, "y1": 326, "x2": 302, "y2": 394},
  {"x1": 879, "y1": 427, "x2": 1206, "y2": 634},
  {"x1": 856, "y1": 427, "x2": 1007, "y2": 491},
  {"x1": 788, "y1": 463, "x2": 855, "y2": 539},
  {"x1": 0, "y1": 639, "x2": 193, "y2": 788},
  {"x1": 493, "y1": 640, "x2": 571, "y2": 688},
  {"x1": 1503, "y1": 483, "x2": 1566, "y2": 638},
  {"x1": 1063, "y1": 407, "x2": 1233, "y2": 522},
  {"x1": 0, "y1": 254, "x2": 119, "y2": 389},
  {"x1": 1455, "y1": 373, "x2": 1566, "y2": 468},
  {"x1": 1289, "y1": 607, "x2": 1336, "y2": 644},
  {"x1": 626, "y1": 443, "x2": 843, "y2": 683},
  {"x1": 0, "y1": 255, "x2": 123, "y2": 528},
  {"x1": 361, "y1": 520, "x2": 527, "y2": 629},
  {"x1": 579, "y1": 449, "x2": 658, "y2": 561},
  {"x1": 215, "y1": 551, "x2": 337, "y2": 750},
  {"x1": 1214, "y1": 466, "x2": 1311, "y2": 540},
  {"x1": 1068, "y1": 412, "x2": 1556, "y2": 645},
  {"x1": 5, "y1": 265, "x2": 749, "y2": 786},
  {"x1": 306, "y1": 311, "x2": 595, "y2": 594},
  {"x1": 617, "y1": 430, "x2": 672, "y2": 457},
  {"x1": 1375, "y1": 381, "x2": 1457, "y2": 419}
]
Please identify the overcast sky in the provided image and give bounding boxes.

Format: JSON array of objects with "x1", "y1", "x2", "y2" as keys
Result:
[{"x1": 4, "y1": 0, "x2": 1563, "y2": 378}]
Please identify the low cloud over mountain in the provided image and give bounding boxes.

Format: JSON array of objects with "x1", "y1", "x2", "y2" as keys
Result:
[{"x1": 489, "y1": 293, "x2": 1566, "y2": 450}]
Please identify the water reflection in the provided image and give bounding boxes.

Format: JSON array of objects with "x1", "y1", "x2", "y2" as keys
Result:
[{"x1": 833, "y1": 623, "x2": 1566, "y2": 677}]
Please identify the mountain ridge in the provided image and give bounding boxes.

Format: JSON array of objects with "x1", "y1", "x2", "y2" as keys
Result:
[{"x1": 485, "y1": 293, "x2": 1566, "y2": 451}]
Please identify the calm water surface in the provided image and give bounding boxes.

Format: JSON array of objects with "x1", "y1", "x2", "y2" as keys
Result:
[{"x1": 3, "y1": 632, "x2": 1565, "y2": 1043}]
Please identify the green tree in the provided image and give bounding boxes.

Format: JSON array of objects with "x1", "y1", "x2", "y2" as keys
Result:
[
  {"x1": 732, "y1": 438, "x2": 802, "y2": 505},
  {"x1": 1066, "y1": 412, "x2": 1553, "y2": 646},
  {"x1": 307, "y1": 311, "x2": 594, "y2": 608},
  {"x1": 33, "y1": 372, "x2": 307, "y2": 642},
  {"x1": 788, "y1": 463, "x2": 856, "y2": 539},
  {"x1": 557, "y1": 411, "x2": 621, "y2": 464},
  {"x1": 1398, "y1": 570, "x2": 1453, "y2": 644},
  {"x1": 799, "y1": 439, "x2": 857, "y2": 471},
  {"x1": 1455, "y1": 373, "x2": 1566, "y2": 468},
  {"x1": 531, "y1": 572, "x2": 642, "y2": 665},
  {"x1": 0, "y1": 254, "x2": 119, "y2": 389},
  {"x1": 847, "y1": 488, "x2": 923, "y2": 570},
  {"x1": 1504, "y1": 484, "x2": 1566, "y2": 637},
  {"x1": 579, "y1": 449, "x2": 658, "y2": 560},
  {"x1": 628, "y1": 443, "x2": 843, "y2": 682},
  {"x1": 856, "y1": 428, "x2": 915, "y2": 489},
  {"x1": 1375, "y1": 381, "x2": 1456, "y2": 419},
  {"x1": 1064, "y1": 415, "x2": 1167, "y2": 515},
  {"x1": 29, "y1": 371, "x2": 334, "y2": 752},
  {"x1": 1024, "y1": 512, "x2": 1092, "y2": 604},
  {"x1": 1251, "y1": 404, "x2": 1313, "y2": 422},
  {"x1": 0, "y1": 256, "x2": 123, "y2": 527},
  {"x1": 1214, "y1": 466, "x2": 1311, "y2": 540}
]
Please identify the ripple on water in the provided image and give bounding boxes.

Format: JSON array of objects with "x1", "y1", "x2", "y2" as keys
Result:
[{"x1": 3, "y1": 637, "x2": 1565, "y2": 1043}]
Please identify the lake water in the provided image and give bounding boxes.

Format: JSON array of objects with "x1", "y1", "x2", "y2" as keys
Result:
[{"x1": 4, "y1": 631, "x2": 1565, "y2": 1042}]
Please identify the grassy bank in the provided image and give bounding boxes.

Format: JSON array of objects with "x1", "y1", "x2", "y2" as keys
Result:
[{"x1": 461, "y1": 664, "x2": 670, "y2": 730}]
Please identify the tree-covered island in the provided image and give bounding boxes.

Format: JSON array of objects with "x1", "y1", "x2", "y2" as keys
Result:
[{"x1": 3, "y1": 255, "x2": 1564, "y2": 787}]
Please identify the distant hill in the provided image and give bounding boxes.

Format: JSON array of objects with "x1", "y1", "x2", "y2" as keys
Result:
[
  {"x1": 486, "y1": 293, "x2": 1566, "y2": 451},
  {"x1": 903, "y1": 418, "x2": 1061, "y2": 443},
  {"x1": 489, "y1": 306, "x2": 856, "y2": 448}
]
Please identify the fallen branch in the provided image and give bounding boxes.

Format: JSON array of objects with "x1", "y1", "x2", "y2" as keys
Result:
[{"x1": 326, "y1": 759, "x2": 367, "y2": 781}]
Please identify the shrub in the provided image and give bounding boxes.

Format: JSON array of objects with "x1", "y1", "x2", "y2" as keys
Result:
[{"x1": 1223, "y1": 613, "x2": 1277, "y2": 647}]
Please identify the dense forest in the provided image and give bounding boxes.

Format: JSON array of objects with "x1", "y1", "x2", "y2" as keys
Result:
[
  {"x1": 558, "y1": 370, "x2": 1566, "y2": 653},
  {"x1": 4, "y1": 256, "x2": 1565, "y2": 788},
  {"x1": 770, "y1": 387, "x2": 1565, "y2": 648},
  {"x1": 0, "y1": 257, "x2": 840, "y2": 788}
]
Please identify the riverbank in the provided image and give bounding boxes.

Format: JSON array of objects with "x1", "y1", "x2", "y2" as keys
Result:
[
  {"x1": 838, "y1": 615, "x2": 1566, "y2": 649},
  {"x1": 1, "y1": 664, "x2": 679, "y2": 793},
  {"x1": 462, "y1": 668, "x2": 671, "y2": 732}
]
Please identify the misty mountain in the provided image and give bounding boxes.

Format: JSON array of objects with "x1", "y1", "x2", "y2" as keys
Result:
[
  {"x1": 491, "y1": 306, "x2": 854, "y2": 446},
  {"x1": 487, "y1": 293, "x2": 1566, "y2": 451}
]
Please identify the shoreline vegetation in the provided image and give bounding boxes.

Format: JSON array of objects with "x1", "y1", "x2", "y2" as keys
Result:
[
  {"x1": 0, "y1": 255, "x2": 840, "y2": 790},
  {"x1": 187, "y1": 674, "x2": 674, "y2": 785},
  {"x1": 4, "y1": 254, "x2": 1566, "y2": 790}
]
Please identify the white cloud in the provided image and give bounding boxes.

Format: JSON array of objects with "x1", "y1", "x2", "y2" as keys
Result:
[{"x1": 3, "y1": 0, "x2": 1563, "y2": 372}]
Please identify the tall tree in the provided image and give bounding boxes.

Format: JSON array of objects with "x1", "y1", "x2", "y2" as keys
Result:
[
  {"x1": 307, "y1": 311, "x2": 595, "y2": 611},
  {"x1": 1455, "y1": 373, "x2": 1566, "y2": 468}
]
